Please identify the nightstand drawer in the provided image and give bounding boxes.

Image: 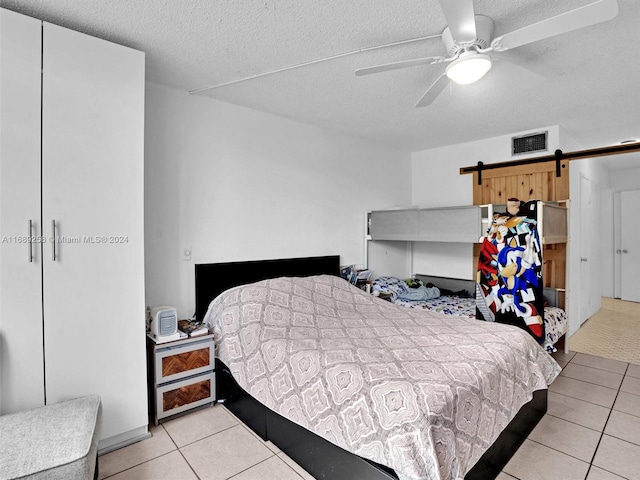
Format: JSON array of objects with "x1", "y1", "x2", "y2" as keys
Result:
[
  {"x1": 156, "y1": 372, "x2": 215, "y2": 420},
  {"x1": 155, "y1": 337, "x2": 214, "y2": 384}
]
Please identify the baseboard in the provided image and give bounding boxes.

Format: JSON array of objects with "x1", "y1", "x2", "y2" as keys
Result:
[{"x1": 98, "y1": 425, "x2": 150, "y2": 455}]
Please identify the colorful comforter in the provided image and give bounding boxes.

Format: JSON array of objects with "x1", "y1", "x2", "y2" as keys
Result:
[
  {"x1": 477, "y1": 203, "x2": 546, "y2": 345},
  {"x1": 394, "y1": 295, "x2": 477, "y2": 317},
  {"x1": 205, "y1": 275, "x2": 560, "y2": 480}
]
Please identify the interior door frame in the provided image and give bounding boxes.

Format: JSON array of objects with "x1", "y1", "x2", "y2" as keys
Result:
[{"x1": 579, "y1": 173, "x2": 592, "y2": 325}]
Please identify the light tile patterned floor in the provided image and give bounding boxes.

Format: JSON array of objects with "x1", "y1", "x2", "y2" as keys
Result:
[
  {"x1": 502, "y1": 350, "x2": 640, "y2": 480},
  {"x1": 100, "y1": 298, "x2": 640, "y2": 479},
  {"x1": 99, "y1": 349, "x2": 640, "y2": 480},
  {"x1": 569, "y1": 297, "x2": 640, "y2": 365},
  {"x1": 98, "y1": 405, "x2": 314, "y2": 480}
]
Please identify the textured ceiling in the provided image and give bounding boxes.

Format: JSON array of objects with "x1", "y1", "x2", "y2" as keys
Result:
[{"x1": 2, "y1": 0, "x2": 639, "y2": 158}]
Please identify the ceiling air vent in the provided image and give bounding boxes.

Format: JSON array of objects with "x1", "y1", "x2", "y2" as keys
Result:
[{"x1": 512, "y1": 131, "x2": 548, "y2": 156}]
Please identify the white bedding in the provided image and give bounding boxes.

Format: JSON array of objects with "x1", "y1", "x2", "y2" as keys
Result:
[{"x1": 206, "y1": 275, "x2": 561, "y2": 480}]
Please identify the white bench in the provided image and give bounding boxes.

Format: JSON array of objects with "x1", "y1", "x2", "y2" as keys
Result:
[{"x1": 0, "y1": 396, "x2": 101, "y2": 480}]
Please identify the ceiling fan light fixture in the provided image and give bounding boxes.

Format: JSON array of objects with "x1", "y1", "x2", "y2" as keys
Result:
[{"x1": 445, "y1": 53, "x2": 492, "y2": 85}]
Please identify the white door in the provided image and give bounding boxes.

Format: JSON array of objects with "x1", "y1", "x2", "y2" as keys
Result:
[
  {"x1": 41, "y1": 22, "x2": 148, "y2": 443},
  {"x1": 620, "y1": 190, "x2": 640, "y2": 302},
  {"x1": 579, "y1": 175, "x2": 592, "y2": 325},
  {"x1": 0, "y1": 9, "x2": 44, "y2": 414}
]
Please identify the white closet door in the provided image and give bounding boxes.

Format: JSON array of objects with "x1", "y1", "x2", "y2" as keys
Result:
[
  {"x1": 41, "y1": 23, "x2": 147, "y2": 443},
  {"x1": 0, "y1": 9, "x2": 44, "y2": 414},
  {"x1": 621, "y1": 190, "x2": 640, "y2": 302}
]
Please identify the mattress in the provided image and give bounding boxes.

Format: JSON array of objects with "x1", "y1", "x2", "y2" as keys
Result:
[{"x1": 205, "y1": 274, "x2": 560, "y2": 480}]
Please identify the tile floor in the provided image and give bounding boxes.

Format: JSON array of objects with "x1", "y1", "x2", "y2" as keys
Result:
[
  {"x1": 99, "y1": 351, "x2": 640, "y2": 480},
  {"x1": 569, "y1": 298, "x2": 640, "y2": 365},
  {"x1": 98, "y1": 403, "x2": 313, "y2": 480}
]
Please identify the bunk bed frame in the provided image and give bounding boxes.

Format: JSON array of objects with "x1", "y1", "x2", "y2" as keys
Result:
[
  {"x1": 368, "y1": 201, "x2": 567, "y2": 245},
  {"x1": 367, "y1": 201, "x2": 568, "y2": 303}
]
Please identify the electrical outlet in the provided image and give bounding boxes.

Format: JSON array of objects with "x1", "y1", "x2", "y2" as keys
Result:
[{"x1": 182, "y1": 247, "x2": 192, "y2": 261}]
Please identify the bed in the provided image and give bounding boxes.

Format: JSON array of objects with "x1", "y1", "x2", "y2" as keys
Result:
[
  {"x1": 370, "y1": 275, "x2": 568, "y2": 353},
  {"x1": 196, "y1": 255, "x2": 561, "y2": 480}
]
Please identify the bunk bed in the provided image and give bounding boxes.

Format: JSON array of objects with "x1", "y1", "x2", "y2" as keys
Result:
[
  {"x1": 368, "y1": 201, "x2": 567, "y2": 245},
  {"x1": 196, "y1": 255, "x2": 560, "y2": 480},
  {"x1": 367, "y1": 199, "x2": 569, "y2": 352}
]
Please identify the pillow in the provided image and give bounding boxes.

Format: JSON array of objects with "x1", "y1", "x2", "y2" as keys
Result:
[
  {"x1": 399, "y1": 279, "x2": 440, "y2": 301},
  {"x1": 371, "y1": 276, "x2": 405, "y2": 302}
]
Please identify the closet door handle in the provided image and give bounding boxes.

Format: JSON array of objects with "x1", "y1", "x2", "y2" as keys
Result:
[
  {"x1": 51, "y1": 220, "x2": 57, "y2": 261},
  {"x1": 28, "y1": 220, "x2": 33, "y2": 262}
]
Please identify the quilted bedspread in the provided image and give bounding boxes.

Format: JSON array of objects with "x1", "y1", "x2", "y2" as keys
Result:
[{"x1": 205, "y1": 275, "x2": 560, "y2": 480}]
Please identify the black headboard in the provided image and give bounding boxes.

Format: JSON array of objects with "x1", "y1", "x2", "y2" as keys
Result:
[{"x1": 195, "y1": 255, "x2": 341, "y2": 322}]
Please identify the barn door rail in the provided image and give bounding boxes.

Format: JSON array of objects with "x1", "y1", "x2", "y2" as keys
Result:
[{"x1": 460, "y1": 141, "x2": 640, "y2": 185}]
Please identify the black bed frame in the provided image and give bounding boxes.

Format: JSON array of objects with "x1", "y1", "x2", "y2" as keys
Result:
[{"x1": 196, "y1": 255, "x2": 547, "y2": 480}]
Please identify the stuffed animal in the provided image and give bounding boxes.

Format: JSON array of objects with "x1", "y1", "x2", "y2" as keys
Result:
[{"x1": 506, "y1": 197, "x2": 522, "y2": 216}]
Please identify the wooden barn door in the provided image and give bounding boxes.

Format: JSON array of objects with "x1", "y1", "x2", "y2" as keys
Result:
[{"x1": 471, "y1": 160, "x2": 569, "y2": 205}]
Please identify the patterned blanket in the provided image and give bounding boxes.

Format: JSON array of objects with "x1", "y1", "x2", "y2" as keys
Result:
[
  {"x1": 394, "y1": 295, "x2": 477, "y2": 318},
  {"x1": 205, "y1": 275, "x2": 560, "y2": 480},
  {"x1": 477, "y1": 203, "x2": 546, "y2": 344}
]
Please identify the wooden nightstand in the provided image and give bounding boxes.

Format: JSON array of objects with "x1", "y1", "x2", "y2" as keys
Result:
[{"x1": 146, "y1": 333, "x2": 215, "y2": 425}]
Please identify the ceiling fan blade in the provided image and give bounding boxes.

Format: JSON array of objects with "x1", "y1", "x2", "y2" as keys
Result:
[
  {"x1": 355, "y1": 56, "x2": 445, "y2": 76},
  {"x1": 415, "y1": 73, "x2": 449, "y2": 108},
  {"x1": 493, "y1": 0, "x2": 618, "y2": 51},
  {"x1": 439, "y1": 0, "x2": 477, "y2": 43}
]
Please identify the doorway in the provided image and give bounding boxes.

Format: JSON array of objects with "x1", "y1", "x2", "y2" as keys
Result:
[{"x1": 579, "y1": 174, "x2": 592, "y2": 325}]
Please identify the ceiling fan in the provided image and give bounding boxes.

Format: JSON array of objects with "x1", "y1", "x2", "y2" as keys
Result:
[{"x1": 355, "y1": 0, "x2": 619, "y2": 108}]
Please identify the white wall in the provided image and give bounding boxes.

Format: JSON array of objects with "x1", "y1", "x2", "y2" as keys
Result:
[
  {"x1": 144, "y1": 83, "x2": 411, "y2": 317},
  {"x1": 411, "y1": 125, "x2": 563, "y2": 208},
  {"x1": 367, "y1": 241, "x2": 412, "y2": 279},
  {"x1": 610, "y1": 166, "x2": 640, "y2": 190}
]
